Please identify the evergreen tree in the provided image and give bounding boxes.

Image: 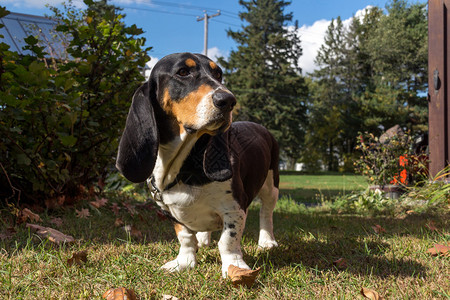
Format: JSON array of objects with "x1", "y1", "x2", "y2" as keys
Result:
[
  {"x1": 307, "y1": 17, "x2": 347, "y2": 171},
  {"x1": 218, "y1": 0, "x2": 307, "y2": 164}
]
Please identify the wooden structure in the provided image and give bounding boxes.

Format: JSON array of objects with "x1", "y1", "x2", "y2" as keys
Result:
[{"x1": 428, "y1": 0, "x2": 450, "y2": 179}]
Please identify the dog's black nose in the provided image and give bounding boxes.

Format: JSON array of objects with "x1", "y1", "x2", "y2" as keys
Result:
[{"x1": 212, "y1": 91, "x2": 236, "y2": 111}]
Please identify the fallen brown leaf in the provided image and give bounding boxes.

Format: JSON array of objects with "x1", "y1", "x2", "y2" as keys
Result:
[
  {"x1": 371, "y1": 224, "x2": 386, "y2": 234},
  {"x1": 111, "y1": 203, "x2": 121, "y2": 216},
  {"x1": 124, "y1": 225, "x2": 142, "y2": 238},
  {"x1": 123, "y1": 203, "x2": 137, "y2": 215},
  {"x1": 333, "y1": 258, "x2": 347, "y2": 269},
  {"x1": 102, "y1": 287, "x2": 137, "y2": 300},
  {"x1": 76, "y1": 208, "x2": 91, "y2": 219},
  {"x1": 114, "y1": 218, "x2": 124, "y2": 227},
  {"x1": 228, "y1": 265, "x2": 261, "y2": 288},
  {"x1": 26, "y1": 223, "x2": 75, "y2": 244},
  {"x1": 427, "y1": 244, "x2": 450, "y2": 257},
  {"x1": 67, "y1": 250, "x2": 88, "y2": 266},
  {"x1": 17, "y1": 208, "x2": 41, "y2": 224},
  {"x1": 361, "y1": 287, "x2": 383, "y2": 299},
  {"x1": 90, "y1": 197, "x2": 108, "y2": 209},
  {"x1": 425, "y1": 220, "x2": 438, "y2": 232}
]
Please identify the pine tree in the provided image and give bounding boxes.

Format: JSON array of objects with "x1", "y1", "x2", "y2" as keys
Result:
[{"x1": 218, "y1": 0, "x2": 307, "y2": 164}]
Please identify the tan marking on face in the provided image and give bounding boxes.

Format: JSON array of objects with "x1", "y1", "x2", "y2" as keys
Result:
[
  {"x1": 209, "y1": 61, "x2": 218, "y2": 69},
  {"x1": 185, "y1": 58, "x2": 196, "y2": 67},
  {"x1": 174, "y1": 223, "x2": 183, "y2": 236},
  {"x1": 162, "y1": 89, "x2": 185, "y2": 135},
  {"x1": 168, "y1": 84, "x2": 214, "y2": 128}
]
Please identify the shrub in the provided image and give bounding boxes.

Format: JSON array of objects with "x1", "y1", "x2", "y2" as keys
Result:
[
  {"x1": 354, "y1": 131, "x2": 427, "y2": 186},
  {"x1": 0, "y1": 1, "x2": 151, "y2": 204}
]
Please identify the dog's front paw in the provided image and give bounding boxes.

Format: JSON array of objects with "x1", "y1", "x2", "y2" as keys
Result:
[
  {"x1": 221, "y1": 255, "x2": 250, "y2": 278},
  {"x1": 161, "y1": 254, "x2": 197, "y2": 272},
  {"x1": 258, "y1": 239, "x2": 278, "y2": 249}
]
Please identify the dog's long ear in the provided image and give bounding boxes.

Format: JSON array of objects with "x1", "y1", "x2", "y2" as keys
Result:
[
  {"x1": 116, "y1": 82, "x2": 159, "y2": 183},
  {"x1": 203, "y1": 133, "x2": 232, "y2": 181}
]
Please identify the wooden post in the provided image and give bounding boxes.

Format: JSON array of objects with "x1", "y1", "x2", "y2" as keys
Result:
[{"x1": 428, "y1": 0, "x2": 450, "y2": 179}]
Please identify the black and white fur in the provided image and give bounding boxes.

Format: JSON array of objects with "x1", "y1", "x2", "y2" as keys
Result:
[{"x1": 116, "y1": 52, "x2": 279, "y2": 277}]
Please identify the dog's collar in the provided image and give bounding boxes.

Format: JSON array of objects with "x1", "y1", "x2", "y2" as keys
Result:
[{"x1": 148, "y1": 176, "x2": 181, "y2": 224}]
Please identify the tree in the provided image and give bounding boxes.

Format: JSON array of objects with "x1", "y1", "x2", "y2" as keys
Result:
[
  {"x1": 307, "y1": 17, "x2": 348, "y2": 171},
  {"x1": 0, "y1": 0, "x2": 151, "y2": 204},
  {"x1": 218, "y1": 0, "x2": 308, "y2": 165},
  {"x1": 305, "y1": 1, "x2": 428, "y2": 171},
  {"x1": 363, "y1": 0, "x2": 428, "y2": 133}
]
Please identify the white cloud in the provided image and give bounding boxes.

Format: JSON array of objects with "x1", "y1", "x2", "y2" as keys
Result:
[
  {"x1": 206, "y1": 46, "x2": 228, "y2": 62},
  {"x1": 144, "y1": 56, "x2": 159, "y2": 80},
  {"x1": 296, "y1": 19, "x2": 330, "y2": 75},
  {"x1": 296, "y1": 5, "x2": 374, "y2": 75},
  {"x1": 3, "y1": 0, "x2": 85, "y2": 9}
]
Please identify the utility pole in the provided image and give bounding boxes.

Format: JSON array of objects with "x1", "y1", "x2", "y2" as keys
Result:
[{"x1": 197, "y1": 10, "x2": 220, "y2": 56}]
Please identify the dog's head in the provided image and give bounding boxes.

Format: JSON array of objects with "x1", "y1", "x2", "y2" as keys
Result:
[
  {"x1": 116, "y1": 53, "x2": 235, "y2": 183},
  {"x1": 154, "y1": 52, "x2": 236, "y2": 134}
]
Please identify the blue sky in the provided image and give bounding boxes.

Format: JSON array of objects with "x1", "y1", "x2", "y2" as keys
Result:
[{"x1": 4, "y1": 0, "x2": 427, "y2": 74}]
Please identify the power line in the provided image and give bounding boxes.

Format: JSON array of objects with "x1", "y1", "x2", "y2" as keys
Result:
[
  {"x1": 211, "y1": 19, "x2": 240, "y2": 28},
  {"x1": 119, "y1": 6, "x2": 198, "y2": 17}
]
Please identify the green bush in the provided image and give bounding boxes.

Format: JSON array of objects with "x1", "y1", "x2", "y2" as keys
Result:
[
  {"x1": 354, "y1": 131, "x2": 427, "y2": 186},
  {"x1": 0, "y1": 1, "x2": 151, "y2": 204}
]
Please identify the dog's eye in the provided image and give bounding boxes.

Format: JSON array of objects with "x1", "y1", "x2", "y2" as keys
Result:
[
  {"x1": 177, "y1": 68, "x2": 189, "y2": 77},
  {"x1": 213, "y1": 71, "x2": 222, "y2": 81}
]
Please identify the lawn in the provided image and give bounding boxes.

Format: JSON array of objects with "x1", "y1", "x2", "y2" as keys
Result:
[
  {"x1": 279, "y1": 172, "x2": 368, "y2": 204},
  {"x1": 0, "y1": 174, "x2": 449, "y2": 299}
]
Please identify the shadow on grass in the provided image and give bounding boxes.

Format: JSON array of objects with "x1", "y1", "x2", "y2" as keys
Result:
[
  {"x1": 2, "y1": 198, "x2": 439, "y2": 280},
  {"x1": 241, "y1": 209, "x2": 433, "y2": 279}
]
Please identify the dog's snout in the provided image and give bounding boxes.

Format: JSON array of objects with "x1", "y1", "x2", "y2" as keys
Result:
[{"x1": 212, "y1": 91, "x2": 236, "y2": 111}]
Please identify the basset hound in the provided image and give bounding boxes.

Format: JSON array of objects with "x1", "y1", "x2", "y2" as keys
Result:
[{"x1": 116, "y1": 52, "x2": 279, "y2": 277}]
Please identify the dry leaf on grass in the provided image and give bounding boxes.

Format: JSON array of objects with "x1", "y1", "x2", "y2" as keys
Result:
[
  {"x1": 76, "y1": 208, "x2": 91, "y2": 219},
  {"x1": 228, "y1": 265, "x2": 261, "y2": 288},
  {"x1": 17, "y1": 208, "x2": 41, "y2": 224},
  {"x1": 124, "y1": 225, "x2": 142, "y2": 238},
  {"x1": 90, "y1": 197, "x2": 108, "y2": 208},
  {"x1": 67, "y1": 250, "x2": 88, "y2": 266},
  {"x1": 111, "y1": 203, "x2": 121, "y2": 215},
  {"x1": 102, "y1": 287, "x2": 137, "y2": 300},
  {"x1": 114, "y1": 218, "x2": 124, "y2": 227},
  {"x1": 360, "y1": 287, "x2": 383, "y2": 299},
  {"x1": 333, "y1": 258, "x2": 347, "y2": 269},
  {"x1": 123, "y1": 203, "x2": 137, "y2": 215},
  {"x1": 371, "y1": 224, "x2": 386, "y2": 234},
  {"x1": 26, "y1": 223, "x2": 75, "y2": 244},
  {"x1": 427, "y1": 244, "x2": 450, "y2": 257},
  {"x1": 425, "y1": 220, "x2": 438, "y2": 232}
]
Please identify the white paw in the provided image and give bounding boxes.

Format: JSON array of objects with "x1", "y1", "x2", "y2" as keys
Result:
[
  {"x1": 221, "y1": 255, "x2": 250, "y2": 278},
  {"x1": 258, "y1": 239, "x2": 278, "y2": 249},
  {"x1": 161, "y1": 255, "x2": 197, "y2": 272},
  {"x1": 196, "y1": 232, "x2": 211, "y2": 248}
]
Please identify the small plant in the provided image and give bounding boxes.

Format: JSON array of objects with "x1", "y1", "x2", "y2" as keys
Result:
[{"x1": 354, "y1": 131, "x2": 427, "y2": 187}]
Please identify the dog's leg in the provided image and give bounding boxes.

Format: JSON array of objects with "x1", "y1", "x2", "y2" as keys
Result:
[
  {"x1": 161, "y1": 223, "x2": 198, "y2": 272},
  {"x1": 257, "y1": 170, "x2": 278, "y2": 249},
  {"x1": 196, "y1": 231, "x2": 211, "y2": 248},
  {"x1": 218, "y1": 209, "x2": 250, "y2": 278}
]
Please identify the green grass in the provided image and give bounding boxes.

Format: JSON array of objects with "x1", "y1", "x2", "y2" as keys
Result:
[
  {"x1": 0, "y1": 175, "x2": 449, "y2": 299},
  {"x1": 279, "y1": 173, "x2": 368, "y2": 203}
]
